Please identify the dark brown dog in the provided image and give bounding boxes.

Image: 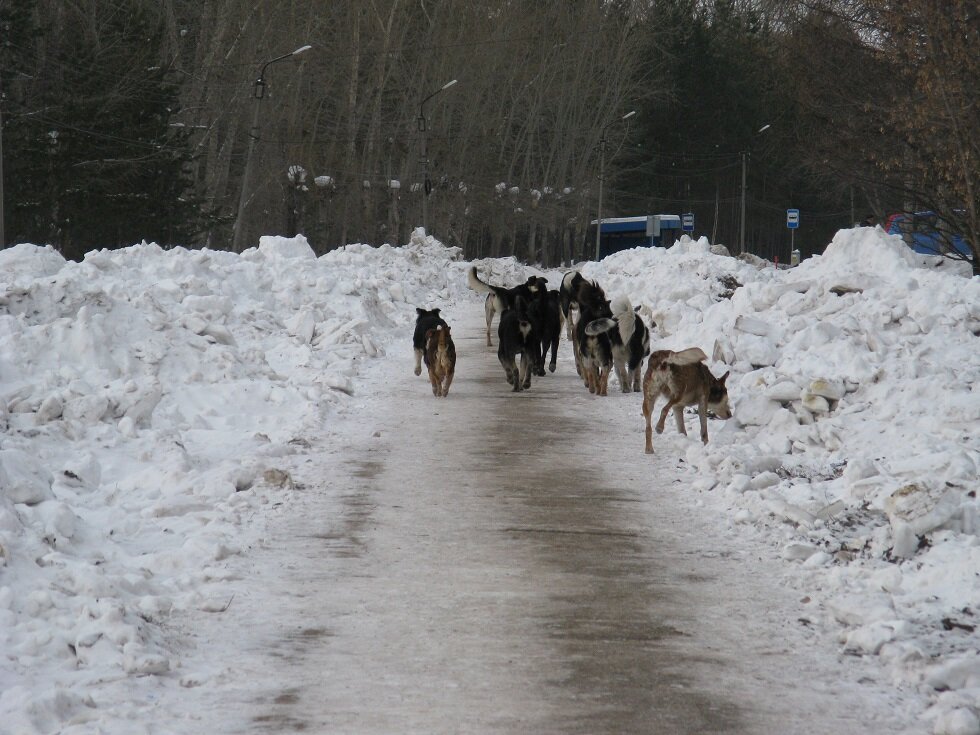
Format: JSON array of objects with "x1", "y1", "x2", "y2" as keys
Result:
[
  {"x1": 424, "y1": 324, "x2": 456, "y2": 397},
  {"x1": 641, "y1": 347, "x2": 732, "y2": 453}
]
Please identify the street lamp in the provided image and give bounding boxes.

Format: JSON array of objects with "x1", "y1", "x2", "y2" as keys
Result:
[
  {"x1": 418, "y1": 79, "x2": 457, "y2": 233},
  {"x1": 594, "y1": 110, "x2": 636, "y2": 261},
  {"x1": 231, "y1": 44, "x2": 311, "y2": 253},
  {"x1": 0, "y1": 72, "x2": 5, "y2": 249},
  {"x1": 739, "y1": 123, "x2": 771, "y2": 256}
]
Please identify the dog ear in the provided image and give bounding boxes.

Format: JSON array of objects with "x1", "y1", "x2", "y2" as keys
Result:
[
  {"x1": 416, "y1": 307, "x2": 425, "y2": 315},
  {"x1": 432, "y1": 308, "x2": 441, "y2": 315},
  {"x1": 719, "y1": 371, "x2": 730, "y2": 384}
]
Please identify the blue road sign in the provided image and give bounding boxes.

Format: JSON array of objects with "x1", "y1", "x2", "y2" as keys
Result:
[
  {"x1": 682, "y1": 213, "x2": 694, "y2": 232},
  {"x1": 787, "y1": 209, "x2": 800, "y2": 229}
]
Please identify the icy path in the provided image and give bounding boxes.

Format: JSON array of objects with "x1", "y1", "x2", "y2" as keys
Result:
[{"x1": 161, "y1": 305, "x2": 915, "y2": 734}]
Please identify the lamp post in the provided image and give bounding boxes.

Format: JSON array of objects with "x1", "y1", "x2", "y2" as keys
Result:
[
  {"x1": 0, "y1": 72, "x2": 5, "y2": 249},
  {"x1": 231, "y1": 44, "x2": 311, "y2": 253},
  {"x1": 739, "y1": 123, "x2": 771, "y2": 256},
  {"x1": 417, "y1": 79, "x2": 457, "y2": 234},
  {"x1": 594, "y1": 110, "x2": 636, "y2": 261}
]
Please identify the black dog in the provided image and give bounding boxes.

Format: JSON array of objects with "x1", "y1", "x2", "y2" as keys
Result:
[
  {"x1": 526, "y1": 288, "x2": 563, "y2": 375},
  {"x1": 413, "y1": 307, "x2": 448, "y2": 376},
  {"x1": 468, "y1": 266, "x2": 547, "y2": 346},
  {"x1": 497, "y1": 297, "x2": 540, "y2": 392},
  {"x1": 572, "y1": 280, "x2": 614, "y2": 395},
  {"x1": 559, "y1": 270, "x2": 591, "y2": 341}
]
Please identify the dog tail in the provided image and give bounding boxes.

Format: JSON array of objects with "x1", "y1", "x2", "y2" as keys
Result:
[
  {"x1": 467, "y1": 266, "x2": 493, "y2": 294},
  {"x1": 668, "y1": 347, "x2": 708, "y2": 365},
  {"x1": 610, "y1": 295, "x2": 632, "y2": 318},
  {"x1": 584, "y1": 317, "x2": 617, "y2": 336}
]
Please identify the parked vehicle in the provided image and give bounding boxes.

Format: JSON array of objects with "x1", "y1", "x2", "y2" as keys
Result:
[
  {"x1": 587, "y1": 214, "x2": 682, "y2": 259},
  {"x1": 884, "y1": 211, "x2": 971, "y2": 258}
]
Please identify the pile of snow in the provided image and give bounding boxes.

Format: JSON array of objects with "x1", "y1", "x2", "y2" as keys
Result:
[
  {"x1": 580, "y1": 228, "x2": 979, "y2": 735},
  {"x1": 1, "y1": 224, "x2": 977, "y2": 733},
  {"x1": 0, "y1": 229, "x2": 468, "y2": 733}
]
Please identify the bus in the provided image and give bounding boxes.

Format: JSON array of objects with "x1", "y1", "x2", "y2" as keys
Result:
[
  {"x1": 884, "y1": 211, "x2": 971, "y2": 259},
  {"x1": 586, "y1": 214, "x2": 682, "y2": 260}
]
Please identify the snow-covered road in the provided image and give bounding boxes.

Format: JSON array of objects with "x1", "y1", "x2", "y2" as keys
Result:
[{"x1": 164, "y1": 306, "x2": 914, "y2": 734}]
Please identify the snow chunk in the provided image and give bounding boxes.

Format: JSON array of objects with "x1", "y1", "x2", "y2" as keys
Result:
[
  {"x1": 0, "y1": 449, "x2": 54, "y2": 505},
  {"x1": 256, "y1": 234, "x2": 317, "y2": 260}
]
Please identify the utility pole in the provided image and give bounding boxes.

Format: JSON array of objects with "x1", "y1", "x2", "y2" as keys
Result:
[
  {"x1": 418, "y1": 79, "x2": 457, "y2": 234},
  {"x1": 0, "y1": 72, "x2": 5, "y2": 249},
  {"x1": 739, "y1": 124, "x2": 770, "y2": 257},
  {"x1": 594, "y1": 110, "x2": 636, "y2": 261},
  {"x1": 231, "y1": 45, "x2": 311, "y2": 253},
  {"x1": 739, "y1": 151, "x2": 747, "y2": 256},
  {"x1": 595, "y1": 137, "x2": 607, "y2": 261}
]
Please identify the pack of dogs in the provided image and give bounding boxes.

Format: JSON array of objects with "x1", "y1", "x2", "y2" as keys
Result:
[{"x1": 412, "y1": 267, "x2": 734, "y2": 452}]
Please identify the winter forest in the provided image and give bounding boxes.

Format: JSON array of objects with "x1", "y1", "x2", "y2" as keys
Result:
[{"x1": 0, "y1": 0, "x2": 977, "y2": 271}]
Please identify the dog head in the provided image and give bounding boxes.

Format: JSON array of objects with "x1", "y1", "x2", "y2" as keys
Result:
[
  {"x1": 707, "y1": 370, "x2": 732, "y2": 419},
  {"x1": 416, "y1": 307, "x2": 441, "y2": 321},
  {"x1": 526, "y1": 275, "x2": 548, "y2": 294}
]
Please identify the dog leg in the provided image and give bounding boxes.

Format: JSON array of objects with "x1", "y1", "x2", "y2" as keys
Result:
[
  {"x1": 548, "y1": 338, "x2": 558, "y2": 373},
  {"x1": 499, "y1": 355, "x2": 514, "y2": 388},
  {"x1": 599, "y1": 364, "x2": 611, "y2": 397},
  {"x1": 674, "y1": 406, "x2": 687, "y2": 436},
  {"x1": 631, "y1": 368, "x2": 642, "y2": 393},
  {"x1": 520, "y1": 352, "x2": 531, "y2": 390},
  {"x1": 698, "y1": 396, "x2": 709, "y2": 443},
  {"x1": 617, "y1": 360, "x2": 630, "y2": 393},
  {"x1": 586, "y1": 364, "x2": 597, "y2": 394},
  {"x1": 484, "y1": 294, "x2": 495, "y2": 347},
  {"x1": 442, "y1": 370, "x2": 453, "y2": 397},
  {"x1": 414, "y1": 348, "x2": 424, "y2": 376},
  {"x1": 428, "y1": 366, "x2": 441, "y2": 396},
  {"x1": 642, "y1": 394, "x2": 655, "y2": 454},
  {"x1": 656, "y1": 399, "x2": 678, "y2": 434}
]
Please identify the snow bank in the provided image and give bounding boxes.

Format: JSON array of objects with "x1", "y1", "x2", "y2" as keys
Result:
[
  {"x1": 0, "y1": 229, "x2": 468, "y2": 732},
  {"x1": 581, "y1": 229, "x2": 979, "y2": 734}
]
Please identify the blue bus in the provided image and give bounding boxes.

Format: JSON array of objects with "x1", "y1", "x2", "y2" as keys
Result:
[
  {"x1": 587, "y1": 214, "x2": 682, "y2": 259},
  {"x1": 884, "y1": 211, "x2": 971, "y2": 259}
]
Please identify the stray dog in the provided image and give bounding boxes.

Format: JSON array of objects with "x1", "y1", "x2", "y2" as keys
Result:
[
  {"x1": 572, "y1": 280, "x2": 613, "y2": 395},
  {"x1": 413, "y1": 307, "x2": 448, "y2": 376},
  {"x1": 526, "y1": 288, "x2": 563, "y2": 375},
  {"x1": 559, "y1": 270, "x2": 599, "y2": 341},
  {"x1": 585, "y1": 296, "x2": 650, "y2": 392},
  {"x1": 641, "y1": 347, "x2": 732, "y2": 454},
  {"x1": 468, "y1": 266, "x2": 547, "y2": 346},
  {"x1": 424, "y1": 324, "x2": 456, "y2": 397},
  {"x1": 497, "y1": 297, "x2": 540, "y2": 392}
]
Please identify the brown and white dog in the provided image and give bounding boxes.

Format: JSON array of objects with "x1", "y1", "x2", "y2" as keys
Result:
[
  {"x1": 413, "y1": 308, "x2": 448, "y2": 376},
  {"x1": 641, "y1": 347, "x2": 732, "y2": 453},
  {"x1": 424, "y1": 324, "x2": 456, "y2": 397}
]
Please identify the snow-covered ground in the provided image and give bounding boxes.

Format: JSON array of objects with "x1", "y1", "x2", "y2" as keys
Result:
[{"x1": 0, "y1": 227, "x2": 977, "y2": 734}]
